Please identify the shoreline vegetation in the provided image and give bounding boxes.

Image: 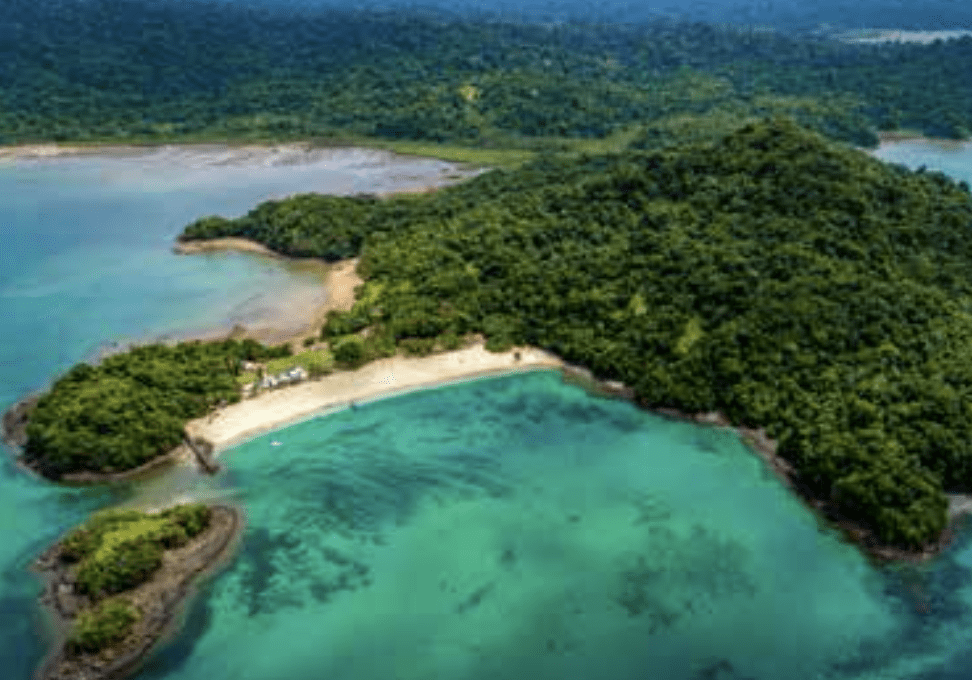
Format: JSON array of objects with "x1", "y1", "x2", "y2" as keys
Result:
[
  {"x1": 0, "y1": 255, "x2": 365, "y2": 486},
  {"x1": 33, "y1": 503, "x2": 243, "y2": 680},
  {"x1": 6, "y1": 3, "x2": 972, "y2": 675},
  {"x1": 6, "y1": 239, "x2": 969, "y2": 566},
  {"x1": 163, "y1": 118, "x2": 972, "y2": 562}
]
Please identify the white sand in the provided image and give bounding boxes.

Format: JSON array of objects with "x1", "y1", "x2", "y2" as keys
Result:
[{"x1": 184, "y1": 343, "x2": 565, "y2": 454}]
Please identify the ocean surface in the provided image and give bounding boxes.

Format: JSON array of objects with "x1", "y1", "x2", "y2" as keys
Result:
[{"x1": 3, "y1": 140, "x2": 972, "y2": 680}]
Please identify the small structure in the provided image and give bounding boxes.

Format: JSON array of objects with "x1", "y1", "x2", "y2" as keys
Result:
[
  {"x1": 259, "y1": 375, "x2": 279, "y2": 390},
  {"x1": 286, "y1": 366, "x2": 309, "y2": 382}
]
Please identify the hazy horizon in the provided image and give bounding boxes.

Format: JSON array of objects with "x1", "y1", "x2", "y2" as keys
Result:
[{"x1": 192, "y1": 0, "x2": 972, "y2": 31}]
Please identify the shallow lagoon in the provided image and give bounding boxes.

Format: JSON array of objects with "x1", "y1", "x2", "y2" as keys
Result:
[{"x1": 4, "y1": 142, "x2": 972, "y2": 679}]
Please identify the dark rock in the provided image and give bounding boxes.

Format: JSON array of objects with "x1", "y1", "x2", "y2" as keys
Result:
[{"x1": 2, "y1": 394, "x2": 40, "y2": 448}]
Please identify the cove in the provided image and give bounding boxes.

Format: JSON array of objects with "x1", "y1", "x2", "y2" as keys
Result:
[{"x1": 129, "y1": 370, "x2": 909, "y2": 680}]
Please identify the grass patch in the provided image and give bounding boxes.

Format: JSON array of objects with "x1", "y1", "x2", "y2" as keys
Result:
[
  {"x1": 237, "y1": 349, "x2": 335, "y2": 385},
  {"x1": 264, "y1": 349, "x2": 334, "y2": 375}
]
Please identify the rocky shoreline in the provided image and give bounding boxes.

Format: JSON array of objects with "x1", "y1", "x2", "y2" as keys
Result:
[
  {"x1": 652, "y1": 408, "x2": 966, "y2": 566},
  {"x1": 559, "y1": 364, "x2": 967, "y2": 565},
  {"x1": 33, "y1": 504, "x2": 243, "y2": 680},
  {"x1": 1, "y1": 393, "x2": 39, "y2": 448}
]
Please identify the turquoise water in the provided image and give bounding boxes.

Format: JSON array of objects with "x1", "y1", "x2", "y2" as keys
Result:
[{"x1": 4, "y1": 142, "x2": 972, "y2": 680}]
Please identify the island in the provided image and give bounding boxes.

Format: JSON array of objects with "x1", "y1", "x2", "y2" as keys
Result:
[{"x1": 32, "y1": 503, "x2": 243, "y2": 680}]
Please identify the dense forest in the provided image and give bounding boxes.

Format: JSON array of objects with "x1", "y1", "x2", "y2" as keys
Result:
[
  {"x1": 181, "y1": 118, "x2": 972, "y2": 552},
  {"x1": 22, "y1": 339, "x2": 291, "y2": 478},
  {"x1": 2, "y1": 0, "x2": 972, "y2": 148}
]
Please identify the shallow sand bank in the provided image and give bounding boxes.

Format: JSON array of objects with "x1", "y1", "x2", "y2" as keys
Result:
[
  {"x1": 172, "y1": 237, "x2": 281, "y2": 257},
  {"x1": 169, "y1": 253, "x2": 362, "y2": 350},
  {"x1": 184, "y1": 343, "x2": 565, "y2": 453}
]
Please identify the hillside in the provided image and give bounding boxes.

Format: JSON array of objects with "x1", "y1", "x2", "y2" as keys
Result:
[
  {"x1": 180, "y1": 118, "x2": 972, "y2": 552},
  {"x1": 3, "y1": 0, "x2": 972, "y2": 148}
]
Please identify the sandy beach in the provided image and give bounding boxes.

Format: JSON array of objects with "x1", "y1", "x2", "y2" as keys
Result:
[{"x1": 184, "y1": 343, "x2": 565, "y2": 454}]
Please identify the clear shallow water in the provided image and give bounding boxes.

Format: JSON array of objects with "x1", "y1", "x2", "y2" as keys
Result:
[
  {"x1": 130, "y1": 372, "x2": 907, "y2": 680},
  {"x1": 3, "y1": 143, "x2": 972, "y2": 680}
]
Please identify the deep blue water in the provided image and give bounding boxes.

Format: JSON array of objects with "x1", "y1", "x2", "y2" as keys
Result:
[{"x1": 2, "y1": 140, "x2": 972, "y2": 680}]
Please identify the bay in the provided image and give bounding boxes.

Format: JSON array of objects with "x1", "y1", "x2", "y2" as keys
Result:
[{"x1": 4, "y1": 140, "x2": 972, "y2": 680}]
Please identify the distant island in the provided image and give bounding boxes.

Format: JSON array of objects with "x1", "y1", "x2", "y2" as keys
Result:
[{"x1": 33, "y1": 503, "x2": 242, "y2": 680}]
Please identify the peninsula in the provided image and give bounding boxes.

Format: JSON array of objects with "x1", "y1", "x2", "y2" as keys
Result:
[{"x1": 170, "y1": 117, "x2": 972, "y2": 562}]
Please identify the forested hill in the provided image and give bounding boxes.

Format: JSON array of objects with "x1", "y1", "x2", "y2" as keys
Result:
[
  {"x1": 181, "y1": 118, "x2": 972, "y2": 553},
  {"x1": 3, "y1": 0, "x2": 972, "y2": 146}
]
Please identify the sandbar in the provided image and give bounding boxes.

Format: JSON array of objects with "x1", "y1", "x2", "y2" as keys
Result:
[{"x1": 184, "y1": 343, "x2": 565, "y2": 454}]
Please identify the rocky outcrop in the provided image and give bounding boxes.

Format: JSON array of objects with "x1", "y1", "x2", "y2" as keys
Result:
[
  {"x1": 34, "y1": 505, "x2": 243, "y2": 680},
  {"x1": 560, "y1": 364, "x2": 636, "y2": 400},
  {"x1": 184, "y1": 436, "x2": 220, "y2": 475},
  {"x1": 2, "y1": 394, "x2": 40, "y2": 447}
]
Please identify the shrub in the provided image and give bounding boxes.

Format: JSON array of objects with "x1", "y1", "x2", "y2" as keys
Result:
[
  {"x1": 75, "y1": 539, "x2": 164, "y2": 597},
  {"x1": 161, "y1": 503, "x2": 211, "y2": 537},
  {"x1": 439, "y1": 332, "x2": 462, "y2": 351},
  {"x1": 332, "y1": 337, "x2": 366, "y2": 368},
  {"x1": 363, "y1": 330, "x2": 397, "y2": 360},
  {"x1": 66, "y1": 504, "x2": 211, "y2": 598},
  {"x1": 69, "y1": 598, "x2": 139, "y2": 654},
  {"x1": 400, "y1": 337, "x2": 437, "y2": 356},
  {"x1": 484, "y1": 335, "x2": 514, "y2": 353}
]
